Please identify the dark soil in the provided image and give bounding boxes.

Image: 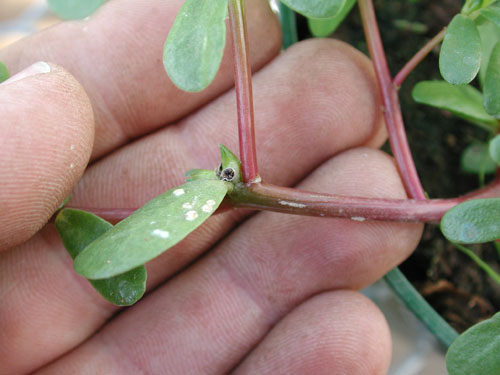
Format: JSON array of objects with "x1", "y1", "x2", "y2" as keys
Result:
[{"x1": 297, "y1": 0, "x2": 500, "y2": 332}]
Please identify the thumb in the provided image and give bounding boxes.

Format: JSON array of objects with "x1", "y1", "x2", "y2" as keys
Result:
[{"x1": 0, "y1": 62, "x2": 94, "y2": 250}]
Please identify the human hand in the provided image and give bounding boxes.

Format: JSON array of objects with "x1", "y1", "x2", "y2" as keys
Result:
[{"x1": 0, "y1": 0, "x2": 422, "y2": 373}]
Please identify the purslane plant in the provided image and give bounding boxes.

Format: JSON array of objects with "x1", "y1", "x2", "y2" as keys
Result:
[{"x1": 47, "y1": 0, "x2": 500, "y2": 374}]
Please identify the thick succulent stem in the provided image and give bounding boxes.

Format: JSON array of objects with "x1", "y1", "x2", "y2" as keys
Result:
[
  {"x1": 358, "y1": 0, "x2": 426, "y2": 200},
  {"x1": 228, "y1": 0, "x2": 259, "y2": 183},
  {"x1": 73, "y1": 179, "x2": 500, "y2": 224}
]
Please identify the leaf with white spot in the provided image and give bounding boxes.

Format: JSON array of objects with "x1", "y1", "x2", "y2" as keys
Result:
[
  {"x1": 74, "y1": 180, "x2": 229, "y2": 279},
  {"x1": 56, "y1": 209, "x2": 146, "y2": 306}
]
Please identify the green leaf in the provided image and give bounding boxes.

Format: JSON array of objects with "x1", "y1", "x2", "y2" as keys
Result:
[
  {"x1": 56, "y1": 209, "x2": 146, "y2": 306},
  {"x1": 308, "y1": 17, "x2": 339, "y2": 37},
  {"x1": 477, "y1": 18, "x2": 500, "y2": 87},
  {"x1": 393, "y1": 20, "x2": 428, "y2": 34},
  {"x1": 47, "y1": 0, "x2": 105, "y2": 20},
  {"x1": 163, "y1": 0, "x2": 228, "y2": 92},
  {"x1": 441, "y1": 198, "x2": 500, "y2": 243},
  {"x1": 462, "y1": 0, "x2": 484, "y2": 14},
  {"x1": 307, "y1": 0, "x2": 356, "y2": 37},
  {"x1": 74, "y1": 180, "x2": 229, "y2": 279},
  {"x1": 57, "y1": 195, "x2": 71, "y2": 211},
  {"x1": 489, "y1": 134, "x2": 500, "y2": 164},
  {"x1": 412, "y1": 80, "x2": 497, "y2": 130},
  {"x1": 185, "y1": 169, "x2": 217, "y2": 182},
  {"x1": 281, "y1": 0, "x2": 346, "y2": 19},
  {"x1": 446, "y1": 310, "x2": 500, "y2": 375},
  {"x1": 219, "y1": 144, "x2": 242, "y2": 183},
  {"x1": 0, "y1": 62, "x2": 9, "y2": 83},
  {"x1": 483, "y1": 41, "x2": 500, "y2": 116},
  {"x1": 279, "y1": 1, "x2": 298, "y2": 49},
  {"x1": 462, "y1": 0, "x2": 497, "y2": 14},
  {"x1": 460, "y1": 142, "x2": 497, "y2": 174},
  {"x1": 440, "y1": 14, "x2": 482, "y2": 85},
  {"x1": 480, "y1": 6, "x2": 500, "y2": 29}
]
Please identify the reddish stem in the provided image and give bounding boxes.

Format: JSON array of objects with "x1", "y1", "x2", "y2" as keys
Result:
[
  {"x1": 228, "y1": 181, "x2": 500, "y2": 223},
  {"x1": 229, "y1": 183, "x2": 453, "y2": 223},
  {"x1": 393, "y1": 28, "x2": 447, "y2": 89},
  {"x1": 358, "y1": 0, "x2": 426, "y2": 200},
  {"x1": 71, "y1": 179, "x2": 500, "y2": 224},
  {"x1": 228, "y1": 0, "x2": 259, "y2": 183}
]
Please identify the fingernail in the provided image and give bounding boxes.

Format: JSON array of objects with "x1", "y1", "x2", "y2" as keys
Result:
[{"x1": 1, "y1": 61, "x2": 51, "y2": 85}]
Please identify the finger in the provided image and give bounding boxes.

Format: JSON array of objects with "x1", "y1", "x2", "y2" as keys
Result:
[
  {"x1": 0, "y1": 0, "x2": 281, "y2": 158},
  {"x1": 0, "y1": 39, "x2": 384, "y2": 374},
  {"x1": 38, "y1": 148, "x2": 421, "y2": 374},
  {"x1": 72, "y1": 38, "x2": 386, "y2": 284},
  {"x1": 232, "y1": 291, "x2": 391, "y2": 375},
  {"x1": 0, "y1": 62, "x2": 94, "y2": 250}
]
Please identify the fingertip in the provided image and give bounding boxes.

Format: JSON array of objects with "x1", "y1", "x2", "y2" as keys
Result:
[
  {"x1": 300, "y1": 147, "x2": 424, "y2": 286},
  {"x1": 251, "y1": 38, "x2": 385, "y2": 183},
  {"x1": 0, "y1": 63, "x2": 94, "y2": 249},
  {"x1": 247, "y1": 0, "x2": 282, "y2": 64},
  {"x1": 233, "y1": 291, "x2": 392, "y2": 375}
]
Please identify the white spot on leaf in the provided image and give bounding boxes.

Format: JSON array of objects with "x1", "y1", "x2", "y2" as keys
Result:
[
  {"x1": 182, "y1": 202, "x2": 193, "y2": 209},
  {"x1": 185, "y1": 210, "x2": 198, "y2": 221},
  {"x1": 206, "y1": 199, "x2": 216, "y2": 206},
  {"x1": 150, "y1": 221, "x2": 156, "y2": 225},
  {"x1": 202, "y1": 204, "x2": 213, "y2": 213},
  {"x1": 173, "y1": 189, "x2": 185, "y2": 196},
  {"x1": 462, "y1": 55, "x2": 478, "y2": 66},
  {"x1": 152, "y1": 229, "x2": 170, "y2": 239}
]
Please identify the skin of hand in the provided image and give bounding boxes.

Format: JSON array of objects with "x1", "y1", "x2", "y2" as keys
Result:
[{"x1": 0, "y1": 0, "x2": 423, "y2": 374}]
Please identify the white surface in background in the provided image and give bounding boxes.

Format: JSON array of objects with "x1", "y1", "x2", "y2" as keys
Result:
[
  {"x1": 0, "y1": 0, "x2": 47, "y2": 34},
  {"x1": 364, "y1": 281, "x2": 447, "y2": 375}
]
